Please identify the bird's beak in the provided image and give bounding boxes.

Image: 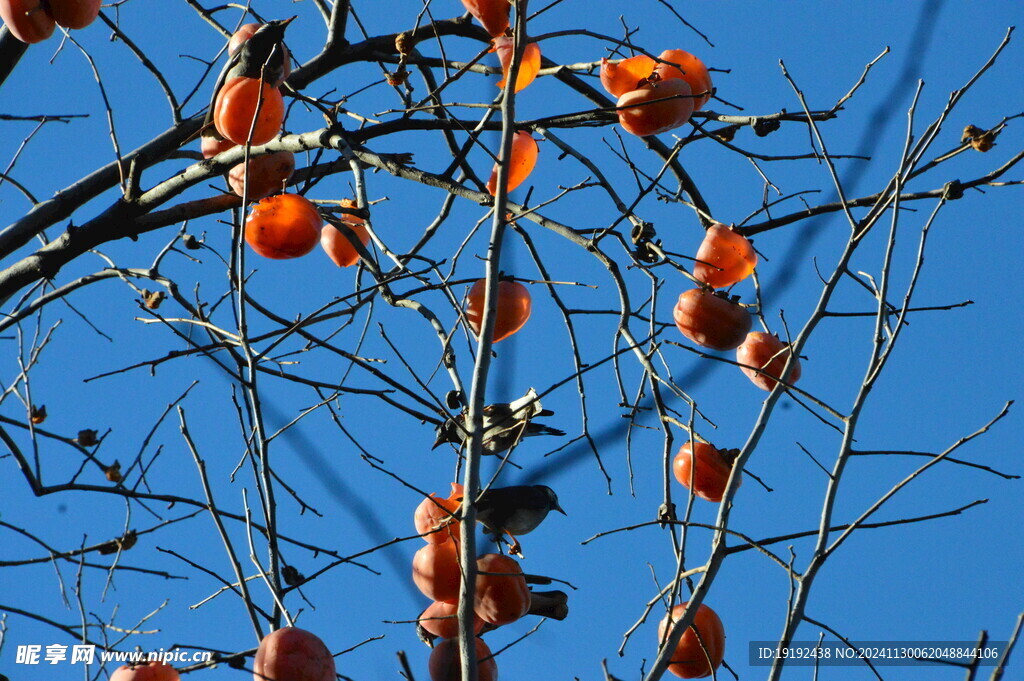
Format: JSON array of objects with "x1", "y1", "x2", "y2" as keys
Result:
[
  {"x1": 281, "y1": 15, "x2": 298, "y2": 27},
  {"x1": 431, "y1": 434, "x2": 443, "y2": 450},
  {"x1": 553, "y1": 501, "x2": 567, "y2": 516}
]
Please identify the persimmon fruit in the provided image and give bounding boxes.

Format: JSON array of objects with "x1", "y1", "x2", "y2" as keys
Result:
[
  {"x1": 320, "y1": 199, "x2": 371, "y2": 268},
  {"x1": 616, "y1": 78, "x2": 694, "y2": 137},
  {"x1": 414, "y1": 483, "x2": 464, "y2": 545},
  {"x1": 658, "y1": 602, "x2": 726, "y2": 679},
  {"x1": 736, "y1": 332, "x2": 802, "y2": 391},
  {"x1": 253, "y1": 627, "x2": 335, "y2": 681},
  {"x1": 418, "y1": 600, "x2": 485, "y2": 640},
  {"x1": 412, "y1": 541, "x2": 462, "y2": 603},
  {"x1": 228, "y1": 151, "x2": 295, "y2": 199},
  {"x1": 244, "y1": 193, "x2": 322, "y2": 260},
  {"x1": 109, "y1": 662, "x2": 180, "y2": 681},
  {"x1": 0, "y1": 0, "x2": 55, "y2": 43},
  {"x1": 673, "y1": 442, "x2": 741, "y2": 503},
  {"x1": 673, "y1": 289, "x2": 752, "y2": 351},
  {"x1": 654, "y1": 49, "x2": 713, "y2": 110},
  {"x1": 46, "y1": 0, "x2": 101, "y2": 29},
  {"x1": 213, "y1": 76, "x2": 285, "y2": 146},
  {"x1": 460, "y1": 0, "x2": 509, "y2": 38},
  {"x1": 474, "y1": 553, "x2": 531, "y2": 626},
  {"x1": 201, "y1": 135, "x2": 237, "y2": 159},
  {"x1": 487, "y1": 131, "x2": 539, "y2": 196},
  {"x1": 466, "y1": 278, "x2": 531, "y2": 343},
  {"x1": 494, "y1": 36, "x2": 541, "y2": 93},
  {"x1": 600, "y1": 54, "x2": 658, "y2": 98},
  {"x1": 693, "y1": 223, "x2": 757, "y2": 288},
  {"x1": 428, "y1": 637, "x2": 497, "y2": 681}
]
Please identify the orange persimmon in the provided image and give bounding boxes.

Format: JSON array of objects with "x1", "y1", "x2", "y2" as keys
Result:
[
  {"x1": 46, "y1": 0, "x2": 101, "y2": 29},
  {"x1": 616, "y1": 78, "x2": 694, "y2": 137},
  {"x1": 673, "y1": 442, "x2": 741, "y2": 503},
  {"x1": 244, "y1": 193, "x2": 322, "y2": 259},
  {"x1": 465, "y1": 278, "x2": 531, "y2": 343},
  {"x1": 736, "y1": 332, "x2": 802, "y2": 391},
  {"x1": 474, "y1": 553, "x2": 530, "y2": 627},
  {"x1": 428, "y1": 638, "x2": 497, "y2": 681},
  {"x1": 253, "y1": 627, "x2": 335, "y2": 681},
  {"x1": 320, "y1": 199, "x2": 371, "y2": 268},
  {"x1": 414, "y1": 483, "x2": 464, "y2": 545},
  {"x1": 600, "y1": 54, "x2": 657, "y2": 98},
  {"x1": 692, "y1": 223, "x2": 757, "y2": 288},
  {"x1": 658, "y1": 603, "x2": 726, "y2": 679},
  {"x1": 0, "y1": 0, "x2": 55, "y2": 43},
  {"x1": 418, "y1": 600, "x2": 485, "y2": 640},
  {"x1": 213, "y1": 76, "x2": 285, "y2": 146},
  {"x1": 412, "y1": 541, "x2": 462, "y2": 603},
  {"x1": 487, "y1": 131, "x2": 539, "y2": 195},
  {"x1": 228, "y1": 151, "x2": 295, "y2": 199},
  {"x1": 654, "y1": 49, "x2": 713, "y2": 111},
  {"x1": 494, "y1": 35, "x2": 541, "y2": 92},
  {"x1": 460, "y1": 0, "x2": 509, "y2": 38}
]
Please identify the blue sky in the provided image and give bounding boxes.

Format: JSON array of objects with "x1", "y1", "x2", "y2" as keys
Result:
[{"x1": 1, "y1": 1, "x2": 1021, "y2": 680}]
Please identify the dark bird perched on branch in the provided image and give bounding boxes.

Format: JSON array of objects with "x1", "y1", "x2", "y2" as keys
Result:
[
  {"x1": 201, "y1": 17, "x2": 295, "y2": 145},
  {"x1": 432, "y1": 388, "x2": 565, "y2": 456},
  {"x1": 476, "y1": 484, "x2": 566, "y2": 555}
]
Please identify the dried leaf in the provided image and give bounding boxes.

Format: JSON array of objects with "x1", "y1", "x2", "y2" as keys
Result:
[
  {"x1": 30, "y1": 405, "x2": 46, "y2": 424},
  {"x1": 105, "y1": 461, "x2": 122, "y2": 483}
]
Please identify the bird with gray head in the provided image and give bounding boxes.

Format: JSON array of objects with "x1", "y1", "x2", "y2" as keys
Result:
[
  {"x1": 202, "y1": 17, "x2": 296, "y2": 144},
  {"x1": 475, "y1": 484, "x2": 566, "y2": 556},
  {"x1": 433, "y1": 388, "x2": 565, "y2": 456}
]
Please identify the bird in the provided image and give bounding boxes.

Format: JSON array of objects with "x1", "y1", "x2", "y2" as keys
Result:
[
  {"x1": 475, "y1": 484, "x2": 566, "y2": 556},
  {"x1": 201, "y1": 18, "x2": 295, "y2": 146},
  {"x1": 432, "y1": 388, "x2": 565, "y2": 456}
]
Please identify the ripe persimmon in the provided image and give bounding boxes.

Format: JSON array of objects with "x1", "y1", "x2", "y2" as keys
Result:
[
  {"x1": 201, "y1": 135, "x2": 237, "y2": 159},
  {"x1": 494, "y1": 36, "x2": 541, "y2": 93},
  {"x1": 253, "y1": 627, "x2": 335, "y2": 681},
  {"x1": 109, "y1": 662, "x2": 180, "y2": 681},
  {"x1": 228, "y1": 151, "x2": 295, "y2": 199},
  {"x1": 319, "y1": 199, "x2": 371, "y2": 268},
  {"x1": 414, "y1": 483, "x2": 464, "y2": 545},
  {"x1": 46, "y1": 0, "x2": 101, "y2": 29},
  {"x1": 600, "y1": 54, "x2": 657, "y2": 98},
  {"x1": 412, "y1": 541, "x2": 462, "y2": 603},
  {"x1": 465, "y1": 278, "x2": 531, "y2": 343},
  {"x1": 658, "y1": 602, "x2": 726, "y2": 679},
  {"x1": 428, "y1": 637, "x2": 497, "y2": 681},
  {"x1": 692, "y1": 223, "x2": 757, "y2": 288},
  {"x1": 213, "y1": 76, "x2": 285, "y2": 146},
  {"x1": 736, "y1": 332, "x2": 802, "y2": 391},
  {"x1": 229, "y1": 23, "x2": 292, "y2": 86},
  {"x1": 474, "y1": 553, "x2": 530, "y2": 626},
  {"x1": 673, "y1": 442, "x2": 741, "y2": 503},
  {"x1": 487, "y1": 131, "x2": 539, "y2": 196},
  {"x1": 616, "y1": 78, "x2": 694, "y2": 137},
  {"x1": 244, "y1": 193, "x2": 322, "y2": 259},
  {"x1": 460, "y1": 0, "x2": 509, "y2": 38},
  {"x1": 0, "y1": 0, "x2": 55, "y2": 43},
  {"x1": 418, "y1": 600, "x2": 484, "y2": 640},
  {"x1": 654, "y1": 49, "x2": 713, "y2": 110},
  {"x1": 673, "y1": 289, "x2": 752, "y2": 351}
]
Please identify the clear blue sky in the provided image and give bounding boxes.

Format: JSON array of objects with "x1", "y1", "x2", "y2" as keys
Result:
[{"x1": 1, "y1": 2, "x2": 1021, "y2": 680}]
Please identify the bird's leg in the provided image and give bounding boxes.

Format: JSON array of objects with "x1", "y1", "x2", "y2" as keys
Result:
[{"x1": 506, "y1": 532, "x2": 523, "y2": 557}]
